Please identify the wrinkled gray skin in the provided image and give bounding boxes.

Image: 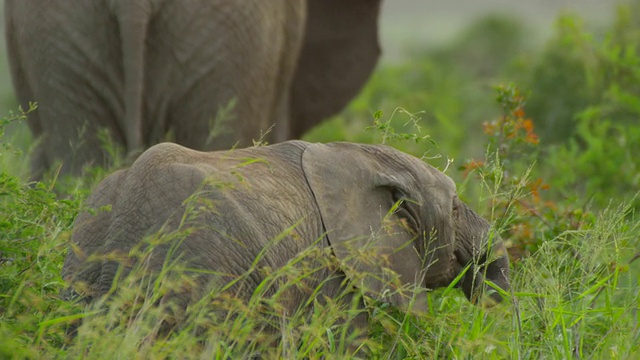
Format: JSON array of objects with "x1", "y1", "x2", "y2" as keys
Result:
[
  {"x1": 4, "y1": 0, "x2": 381, "y2": 178},
  {"x1": 62, "y1": 141, "x2": 510, "y2": 333}
]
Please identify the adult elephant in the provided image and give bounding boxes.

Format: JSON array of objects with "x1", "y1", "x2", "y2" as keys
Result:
[
  {"x1": 4, "y1": 0, "x2": 381, "y2": 178},
  {"x1": 62, "y1": 140, "x2": 511, "y2": 349}
]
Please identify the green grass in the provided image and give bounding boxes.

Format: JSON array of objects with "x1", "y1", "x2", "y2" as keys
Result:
[{"x1": 2, "y1": 4, "x2": 640, "y2": 359}]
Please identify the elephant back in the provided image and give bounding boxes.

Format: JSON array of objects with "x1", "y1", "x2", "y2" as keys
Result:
[{"x1": 62, "y1": 141, "x2": 326, "y2": 302}]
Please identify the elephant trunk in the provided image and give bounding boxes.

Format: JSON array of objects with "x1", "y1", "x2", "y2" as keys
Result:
[
  {"x1": 459, "y1": 243, "x2": 510, "y2": 306},
  {"x1": 456, "y1": 203, "x2": 510, "y2": 306}
]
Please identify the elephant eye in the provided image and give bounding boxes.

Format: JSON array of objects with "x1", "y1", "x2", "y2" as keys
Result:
[
  {"x1": 391, "y1": 189, "x2": 419, "y2": 234},
  {"x1": 391, "y1": 189, "x2": 412, "y2": 209},
  {"x1": 452, "y1": 197, "x2": 461, "y2": 217},
  {"x1": 392, "y1": 189, "x2": 406, "y2": 204}
]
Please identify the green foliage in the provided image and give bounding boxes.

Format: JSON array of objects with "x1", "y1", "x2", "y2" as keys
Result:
[
  {"x1": 305, "y1": 47, "x2": 493, "y2": 163},
  {"x1": 522, "y1": 15, "x2": 595, "y2": 143},
  {"x1": 60, "y1": 238, "x2": 370, "y2": 359},
  {"x1": 0, "y1": 121, "x2": 85, "y2": 357},
  {"x1": 524, "y1": 3, "x2": 640, "y2": 143},
  {"x1": 461, "y1": 85, "x2": 545, "y2": 256},
  {"x1": 305, "y1": 15, "x2": 531, "y2": 167},
  {"x1": 512, "y1": 201, "x2": 639, "y2": 359},
  {"x1": 423, "y1": 15, "x2": 528, "y2": 79},
  {"x1": 366, "y1": 109, "x2": 435, "y2": 146},
  {"x1": 0, "y1": 104, "x2": 35, "y2": 178},
  {"x1": 514, "y1": 4, "x2": 640, "y2": 210},
  {"x1": 545, "y1": 117, "x2": 640, "y2": 209}
]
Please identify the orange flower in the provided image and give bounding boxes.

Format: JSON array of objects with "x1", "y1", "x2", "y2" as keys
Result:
[
  {"x1": 511, "y1": 223, "x2": 533, "y2": 241},
  {"x1": 513, "y1": 107, "x2": 526, "y2": 118},
  {"x1": 528, "y1": 178, "x2": 550, "y2": 200},
  {"x1": 482, "y1": 121, "x2": 497, "y2": 135},
  {"x1": 525, "y1": 132, "x2": 540, "y2": 144},
  {"x1": 462, "y1": 159, "x2": 485, "y2": 178},
  {"x1": 522, "y1": 119, "x2": 534, "y2": 133}
]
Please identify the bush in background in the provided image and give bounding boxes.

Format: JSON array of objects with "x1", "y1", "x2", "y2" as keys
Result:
[
  {"x1": 523, "y1": 4, "x2": 640, "y2": 210},
  {"x1": 525, "y1": 2, "x2": 640, "y2": 144}
]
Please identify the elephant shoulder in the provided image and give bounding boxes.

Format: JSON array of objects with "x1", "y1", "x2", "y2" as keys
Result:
[
  {"x1": 131, "y1": 142, "x2": 200, "y2": 168},
  {"x1": 125, "y1": 142, "x2": 217, "y2": 184}
]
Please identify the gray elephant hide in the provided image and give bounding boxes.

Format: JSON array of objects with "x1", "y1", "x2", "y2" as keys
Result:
[{"x1": 62, "y1": 140, "x2": 510, "y2": 326}]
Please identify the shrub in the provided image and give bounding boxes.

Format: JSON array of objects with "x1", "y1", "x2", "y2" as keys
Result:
[{"x1": 524, "y1": 2, "x2": 640, "y2": 144}]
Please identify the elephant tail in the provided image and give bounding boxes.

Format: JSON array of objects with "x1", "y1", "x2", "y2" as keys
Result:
[{"x1": 117, "y1": 2, "x2": 150, "y2": 156}]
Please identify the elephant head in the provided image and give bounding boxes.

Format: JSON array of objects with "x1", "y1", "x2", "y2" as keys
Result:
[{"x1": 302, "y1": 142, "x2": 510, "y2": 311}]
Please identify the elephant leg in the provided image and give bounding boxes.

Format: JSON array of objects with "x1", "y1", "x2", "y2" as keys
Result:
[
  {"x1": 144, "y1": 0, "x2": 305, "y2": 150},
  {"x1": 5, "y1": 1, "x2": 126, "y2": 177},
  {"x1": 5, "y1": 2, "x2": 45, "y2": 177},
  {"x1": 290, "y1": 0, "x2": 382, "y2": 138},
  {"x1": 264, "y1": 1, "x2": 307, "y2": 144}
]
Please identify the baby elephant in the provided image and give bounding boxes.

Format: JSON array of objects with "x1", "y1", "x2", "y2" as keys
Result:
[{"x1": 62, "y1": 141, "x2": 510, "y2": 339}]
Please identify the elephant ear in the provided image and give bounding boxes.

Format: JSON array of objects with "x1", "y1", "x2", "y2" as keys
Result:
[
  {"x1": 289, "y1": 0, "x2": 381, "y2": 138},
  {"x1": 302, "y1": 143, "x2": 429, "y2": 313}
]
